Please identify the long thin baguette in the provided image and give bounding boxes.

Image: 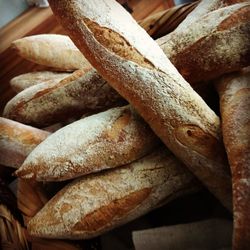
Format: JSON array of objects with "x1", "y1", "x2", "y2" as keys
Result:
[
  {"x1": 158, "y1": 0, "x2": 246, "y2": 48},
  {"x1": 159, "y1": 3, "x2": 250, "y2": 83},
  {"x1": 10, "y1": 71, "x2": 71, "y2": 93},
  {"x1": 11, "y1": 34, "x2": 90, "y2": 71},
  {"x1": 12, "y1": 1, "x2": 249, "y2": 86},
  {"x1": 48, "y1": 0, "x2": 232, "y2": 210},
  {"x1": 4, "y1": 68, "x2": 125, "y2": 127},
  {"x1": 16, "y1": 105, "x2": 160, "y2": 181},
  {"x1": 27, "y1": 148, "x2": 200, "y2": 239},
  {"x1": 172, "y1": 0, "x2": 245, "y2": 32},
  {"x1": 215, "y1": 70, "x2": 250, "y2": 250},
  {"x1": 6, "y1": 3, "x2": 250, "y2": 127},
  {"x1": 16, "y1": 180, "x2": 82, "y2": 249},
  {"x1": 0, "y1": 117, "x2": 50, "y2": 168}
]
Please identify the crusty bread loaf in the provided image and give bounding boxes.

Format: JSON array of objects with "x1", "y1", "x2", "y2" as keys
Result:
[
  {"x1": 215, "y1": 70, "x2": 250, "y2": 250},
  {"x1": 8, "y1": 4, "x2": 249, "y2": 127},
  {"x1": 11, "y1": 34, "x2": 90, "y2": 71},
  {"x1": 17, "y1": 179, "x2": 82, "y2": 249},
  {"x1": 27, "y1": 148, "x2": 200, "y2": 239},
  {"x1": 172, "y1": 0, "x2": 246, "y2": 32},
  {"x1": 16, "y1": 105, "x2": 160, "y2": 181},
  {"x1": 10, "y1": 71, "x2": 71, "y2": 93},
  {"x1": 17, "y1": 178, "x2": 67, "y2": 225},
  {"x1": 0, "y1": 117, "x2": 50, "y2": 168},
  {"x1": 159, "y1": 3, "x2": 250, "y2": 83},
  {"x1": 48, "y1": 0, "x2": 232, "y2": 210},
  {"x1": 4, "y1": 68, "x2": 124, "y2": 127},
  {"x1": 3, "y1": 27, "x2": 221, "y2": 127}
]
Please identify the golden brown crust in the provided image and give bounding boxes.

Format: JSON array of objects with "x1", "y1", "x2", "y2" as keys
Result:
[
  {"x1": 4, "y1": 68, "x2": 124, "y2": 127},
  {"x1": 218, "y1": 5, "x2": 250, "y2": 31},
  {"x1": 105, "y1": 107, "x2": 131, "y2": 140},
  {"x1": 0, "y1": 117, "x2": 50, "y2": 168},
  {"x1": 216, "y1": 70, "x2": 250, "y2": 250},
  {"x1": 174, "y1": 125, "x2": 226, "y2": 163},
  {"x1": 173, "y1": 0, "x2": 247, "y2": 33},
  {"x1": 16, "y1": 106, "x2": 160, "y2": 181},
  {"x1": 48, "y1": 0, "x2": 232, "y2": 210},
  {"x1": 84, "y1": 18, "x2": 154, "y2": 69},
  {"x1": 163, "y1": 4, "x2": 250, "y2": 83},
  {"x1": 72, "y1": 188, "x2": 151, "y2": 232},
  {"x1": 27, "y1": 148, "x2": 199, "y2": 239},
  {"x1": 8, "y1": 7, "x2": 249, "y2": 127},
  {"x1": 11, "y1": 34, "x2": 90, "y2": 71},
  {"x1": 10, "y1": 71, "x2": 71, "y2": 93}
]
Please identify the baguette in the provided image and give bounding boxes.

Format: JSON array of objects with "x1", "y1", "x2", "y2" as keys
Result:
[
  {"x1": 17, "y1": 178, "x2": 67, "y2": 225},
  {"x1": 215, "y1": 70, "x2": 250, "y2": 250},
  {"x1": 4, "y1": 68, "x2": 125, "y2": 127},
  {"x1": 159, "y1": 3, "x2": 250, "y2": 83},
  {"x1": 0, "y1": 117, "x2": 50, "y2": 168},
  {"x1": 48, "y1": 0, "x2": 232, "y2": 210},
  {"x1": 8, "y1": 3, "x2": 250, "y2": 127},
  {"x1": 10, "y1": 71, "x2": 71, "y2": 93},
  {"x1": 27, "y1": 148, "x2": 200, "y2": 239},
  {"x1": 11, "y1": 34, "x2": 90, "y2": 71},
  {"x1": 17, "y1": 180, "x2": 82, "y2": 249},
  {"x1": 16, "y1": 105, "x2": 160, "y2": 181},
  {"x1": 172, "y1": 0, "x2": 246, "y2": 32}
]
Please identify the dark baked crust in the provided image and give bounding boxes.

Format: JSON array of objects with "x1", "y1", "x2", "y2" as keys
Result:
[
  {"x1": 216, "y1": 70, "x2": 250, "y2": 250},
  {"x1": 0, "y1": 117, "x2": 50, "y2": 168},
  {"x1": 48, "y1": 0, "x2": 232, "y2": 210},
  {"x1": 27, "y1": 148, "x2": 199, "y2": 239},
  {"x1": 161, "y1": 4, "x2": 250, "y2": 83}
]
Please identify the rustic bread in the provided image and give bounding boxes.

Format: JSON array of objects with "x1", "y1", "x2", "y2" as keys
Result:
[
  {"x1": 16, "y1": 105, "x2": 160, "y2": 181},
  {"x1": 159, "y1": 3, "x2": 250, "y2": 83},
  {"x1": 10, "y1": 71, "x2": 71, "y2": 93},
  {"x1": 4, "y1": 68, "x2": 124, "y2": 127},
  {"x1": 173, "y1": 0, "x2": 246, "y2": 32},
  {"x1": 215, "y1": 69, "x2": 250, "y2": 250},
  {"x1": 11, "y1": 34, "x2": 90, "y2": 71},
  {"x1": 48, "y1": 0, "x2": 232, "y2": 210},
  {"x1": 0, "y1": 117, "x2": 50, "y2": 168},
  {"x1": 7, "y1": 3, "x2": 250, "y2": 127},
  {"x1": 17, "y1": 179, "x2": 82, "y2": 249},
  {"x1": 27, "y1": 148, "x2": 200, "y2": 239}
]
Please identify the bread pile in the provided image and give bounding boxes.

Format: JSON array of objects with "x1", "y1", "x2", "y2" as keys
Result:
[{"x1": 0, "y1": 0, "x2": 249, "y2": 249}]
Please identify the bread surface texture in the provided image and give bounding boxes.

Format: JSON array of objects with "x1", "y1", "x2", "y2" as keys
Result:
[
  {"x1": 48, "y1": 0, "x2": 232, "y2": 210},
  {"x1": 28, "y1": 148, "x2": 198, "y2": 239},
  {"x1": 12, "y1": 34, "x2": 90, "y2": 71},
  {"x1": 16, "y1": 105, "x2": 160, "y2": 181},
  {"x1": 0, "y1": 117, "x2": 50, "y2": 168},
  {"x1": 10, "y1": 71, "x2": 71, "y2": 93},
  {"x1": 172, "y1": 0, "x2": 246, "y2": 32},
  {"x1": 159, "y1": 3, "x2": 250, "y2": 83},
  {"x1": 4, "y1": 68, "x2": 124, "y2": 127},
  {"x1": 216, "y1": 69, "x2": 250, "y2": 250}
]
